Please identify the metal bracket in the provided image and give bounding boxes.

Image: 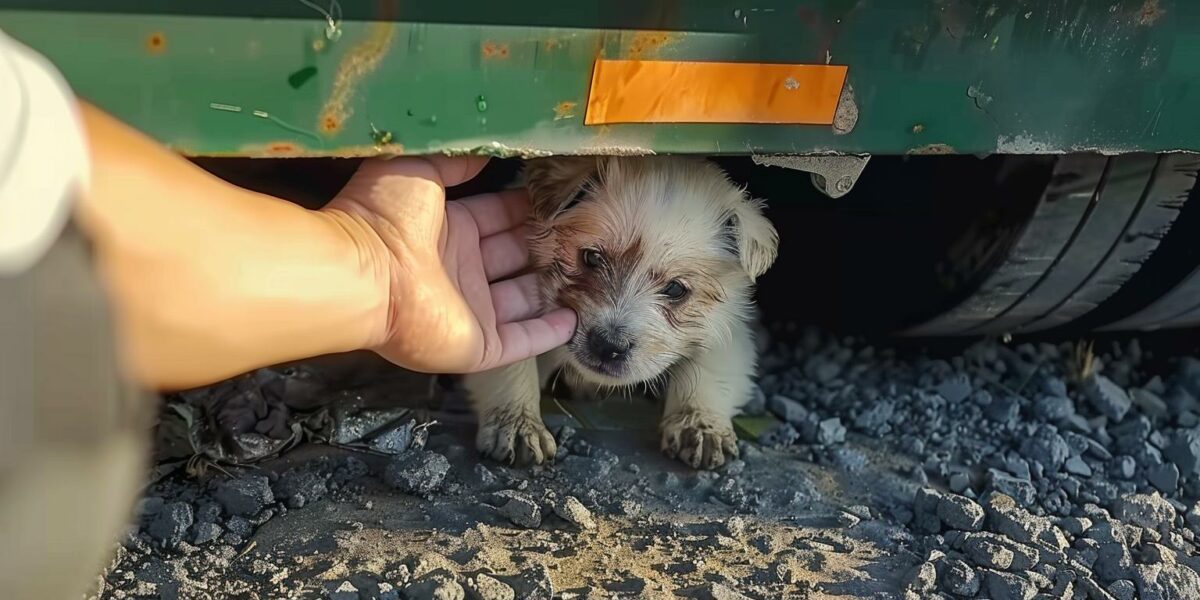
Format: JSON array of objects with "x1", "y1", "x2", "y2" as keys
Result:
[{"x1": 750, "y1": 154, "x2": 871, "y2": 199}]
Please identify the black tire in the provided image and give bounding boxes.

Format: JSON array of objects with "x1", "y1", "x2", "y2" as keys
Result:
[
  {"x1": 1101, "y1": 163, "x2": 1200, "y2": 331},
  {"x1": 906, "y1": 153, "x2": 1199, "y2": 336}
]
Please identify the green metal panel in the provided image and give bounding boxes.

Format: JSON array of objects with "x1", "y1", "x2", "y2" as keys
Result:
[{"x1": 0, "y1": 1, "x2": 1196, "y2": 157}]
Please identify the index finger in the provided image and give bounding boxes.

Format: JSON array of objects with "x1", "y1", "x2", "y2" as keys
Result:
[
  {"x1": 455, "y1": 188, "x2": 531, "y2": 237},
  {"x1": 492, "y1": 308, "x2": 578, "y2": 368}
]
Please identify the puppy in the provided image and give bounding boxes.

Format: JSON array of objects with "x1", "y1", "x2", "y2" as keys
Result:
[{"x1": 464, "y1": 156, "x2": 778, "y2": 469}]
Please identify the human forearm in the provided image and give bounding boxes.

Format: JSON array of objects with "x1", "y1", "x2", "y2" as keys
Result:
[{"x1": 74, "y1": 103, "x2": 390, "y2": 390}]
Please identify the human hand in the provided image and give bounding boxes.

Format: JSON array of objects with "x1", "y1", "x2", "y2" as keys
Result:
[{"x1": 323, "y1": 156, "x2": 576, "y2": 374}]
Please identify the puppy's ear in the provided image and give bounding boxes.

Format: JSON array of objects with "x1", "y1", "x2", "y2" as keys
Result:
[
  {"x1": 523, "y1": 157, "x2": 601, "y2": 221},
  {"x1": 726, "y1": 196, "x2": 779, "y2": 280}
]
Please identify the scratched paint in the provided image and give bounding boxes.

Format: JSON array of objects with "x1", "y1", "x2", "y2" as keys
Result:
[
  {"x1": 553, "y1": 101, "x2": 578, "y2": 120},
  {"x1": 318, "y1": 22, "x2": 396, "y2": 135},
  {"x1": 1137, "y1": 0, "x2": 1165, "y2": 26},
  {"x1": 831, "y1": 83, "x2": 857, "y2": 135},
  {"x1": 370, "y1": 123, "x2": 394, "y2": 145},
  {"x1": 907, "y1": 143, "x2": 956, "y2": 155}
]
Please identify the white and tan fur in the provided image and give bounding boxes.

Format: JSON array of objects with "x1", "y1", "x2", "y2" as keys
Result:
[{"x1": 464, "y1": 156, "x2": 778, "y2": 469}]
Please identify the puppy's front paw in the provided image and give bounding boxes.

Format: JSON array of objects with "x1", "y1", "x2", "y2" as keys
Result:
[
  {"x1": 477, "y1": 411, "x2": 557, "y2": 466},
  {"x1": 660, "y1": 411, "x2": 738, "y2": 470}
]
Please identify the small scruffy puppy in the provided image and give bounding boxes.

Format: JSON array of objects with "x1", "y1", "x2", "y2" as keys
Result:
[{"x1": 464, "y1": 156, "x2": 778, "y2": 469}]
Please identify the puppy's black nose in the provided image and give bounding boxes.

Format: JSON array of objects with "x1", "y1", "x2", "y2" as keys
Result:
[{"x1": 587, "y1": 327, "x2": 632, "y2": 363}]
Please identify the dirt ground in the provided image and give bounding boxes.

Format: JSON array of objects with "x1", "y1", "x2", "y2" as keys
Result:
[{"x1": 93, "y1": 328, "x2": 1200, "y2": 600}]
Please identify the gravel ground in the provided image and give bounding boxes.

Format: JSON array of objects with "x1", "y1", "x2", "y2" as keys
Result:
[{"x1": 91, "y1": 327, "x2": 1200, "y2": 599}]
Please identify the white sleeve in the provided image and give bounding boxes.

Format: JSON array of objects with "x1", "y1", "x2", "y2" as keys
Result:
[{"x1": 0, "y1": 29, "x2": 89, "y2": 276}]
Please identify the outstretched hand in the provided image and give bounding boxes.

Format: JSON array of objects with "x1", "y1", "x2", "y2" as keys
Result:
[{"x1": 324, "y1": 156, "x2": 576, "y2": 374}]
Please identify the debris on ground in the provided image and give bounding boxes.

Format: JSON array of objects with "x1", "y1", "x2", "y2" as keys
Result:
[{"x1": 91, "y1": 329, "x2": 1200, "y2": 599}]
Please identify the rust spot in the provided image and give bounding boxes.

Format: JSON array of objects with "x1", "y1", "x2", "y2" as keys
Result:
[
  {"x1": 266, "y1": 142, "x2": 300, "y2": 155},
  {"x1": 907, "y1": 143, "x2": 956, "y2": 155},
  {"x1": 318, "y1": 23, "x2": 395, "y2": 136},
  {"x1": 1137, "y1": 0, "x2": 1164, "y2": 26},
  {"x1": 481, "y1": 41, "x2": 510, "y2": 59},
  {"x1": 626, "y1": 31, "x2": 677, "y2": 59},
  {"x1": 554, "y1": 101, "x2": 578, "y2": 120},
  {"x1": 543, "y1": 39, "x2": 562, "y2": 52},
  {"x1": 321, "y1": 115, "x2": 341, "y2": 134},
  {"x1": 226, "y1": 142, "x2": 404, "y2": 158},
  {"x1": 145, "y1": 32, "x2": 167, "y2": 54}
]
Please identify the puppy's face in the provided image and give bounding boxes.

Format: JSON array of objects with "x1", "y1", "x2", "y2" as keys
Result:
[{"x1": 525, "y1": 157, "x2": 778, "y2": 387}]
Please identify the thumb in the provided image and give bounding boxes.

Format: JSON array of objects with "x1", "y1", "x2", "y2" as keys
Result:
[
  {"x1": 353, "y1": 155, "x2": 490, "y2": 188},
  {"x1": 425, "y1": 155, "x2": 491, "y2": 187}
]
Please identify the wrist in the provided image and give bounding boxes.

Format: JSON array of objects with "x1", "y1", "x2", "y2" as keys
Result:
[{"x1": 314, "y1": 205, "x2": 396, "y2": 351}]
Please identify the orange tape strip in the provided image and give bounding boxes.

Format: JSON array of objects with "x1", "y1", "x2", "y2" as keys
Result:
[{"x1": 584, "y1": 59, "x2": 848, "y2": 125}]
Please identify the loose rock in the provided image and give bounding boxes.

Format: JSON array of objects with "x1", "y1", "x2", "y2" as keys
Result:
[
  {"x1": 147, "y1": 502, "x2": 193, "y2": 546},
  {"x1": 766, "y1": 394, "x2": 809, "y2": 425},
  {"x1": 405, "y1": 573, "x2": 465, "y2": 600},
  {"x1": 817, "y1": 417, "x2": 846, "y2": 446},
  {"x1": 1084, "y1": 374, "x2": 1133, "y2": 422},
  {"x1": 274, "y1": 467, "x2": 328, "y2": 509},
  {"x1": 330, "y1": 580, "x2": 360, "y2": 600},
  {"x1": 903, "y1": 561, "x2": 936, "y2": 594},
  {"x1": 983, "y1": 570, "x2": 1036, "y2": 600},
  {"x1": 213, "y1": 475, "x2": 273, "y2": 517},
  {"x1": 465, "y1": 573, "x2": 514, "y2": 600},
  {"x1": 1106, "y1": 579, "x2": 1136, "y2": 600},
  {"x1": 1115, "y1": 493, "x2": 1175, "y2": 531},
  {"x1": 1166, "y1": 427, "x2": 1200, "y2": 478},
  {"x1": 962, "y1": 536, "x2": 1014, "y2": 570},
  {"x1": 383, "y1": 450, "x2": 450, "y2": 496},
  {"x1": 938, "y1": 559, "x2": 981, "y2": 596},
  {"x1": 937, "y1": 494, "x2": 985, "y2": 531},
  {"x1": 495, "y1": 491, "x2": 541, "y2": 528},
  {"x1": 552, "y1": 496, "x2": 595, "y2": 530},
  {"x1": 913, "y1": 487, "x2": 943, "y2": 533},
  {"x1": 191, "y1": 522, "x2": 222, "y2": 545},
  {"x1": 1147, "y1": 462, "x2": 1180, "y2": 493}
]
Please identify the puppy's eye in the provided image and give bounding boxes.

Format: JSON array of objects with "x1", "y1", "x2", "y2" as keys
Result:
[
  {"x1": 581, "y1": 248, "x2": 604, "y2": 269},
  {"x1": 661, "y1": 280, "x2": 689, "y2": 300}
]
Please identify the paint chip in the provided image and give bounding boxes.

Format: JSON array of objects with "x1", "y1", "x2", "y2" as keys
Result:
[{"x1": 554, "y1": 101, "x2": 578, "y2": 120}]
